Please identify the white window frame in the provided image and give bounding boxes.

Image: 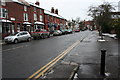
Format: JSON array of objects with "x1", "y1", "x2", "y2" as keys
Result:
[
  {"x1": 11, "y1": 24, "x2": 15, "y2": 34},
  {"x1": 1, "y1": 0, "x2": 6, "y2": 6},
  {"x1": 40, "y1": 9, "x2": 42, "y2": 14},
  {"x1": 24, "y1": 6, "x2": 27, "y2": 11},
  {"x1": 24, "y1": 13, "x2": 28, "y2": 21},
  {"x1": 40, "y1": 15, "x2": 43, "y2": 21},
  {"x1": 34, "y1": 13, "x2": 37, "y2": 21},
  {"x1": 34, "y1": 7, "x2": 36, "y2": 12},
  {"x1": 0, "y1": 8, "x2": 7, "y2": 18}
]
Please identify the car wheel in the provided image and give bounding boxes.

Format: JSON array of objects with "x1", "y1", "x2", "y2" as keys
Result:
[
  {"x1": 33, "y1": 37, "x2": 36, "y2": 40},
  {"x1": 14, "y1": 39, "x2": 18, "y2": 44},
  {"x1": 44, "y1": 34, "x2": 48, "y2": 38},
  {"x1": 48, "y1": 34, "x2": 50, "y2": 38},
  {"x1": 5, "y1": 42, "x2": 8, "y2": 44},
  {"x1": 27, "y1": 37, "x2": 31, "y2": 41},
  {"x1": 41, "y1": 34, "x2": 44, "y2": 39},
  {"x1": 43, "y1": 35, "x2": 46, "y2": 39}
]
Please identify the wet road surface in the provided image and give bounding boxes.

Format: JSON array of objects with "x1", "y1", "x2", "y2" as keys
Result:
[{"x1": 2, "y1": 30, "x2": 92, "y2": 78}]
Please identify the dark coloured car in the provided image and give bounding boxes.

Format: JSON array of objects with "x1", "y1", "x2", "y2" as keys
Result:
[{"x1": 31, "y1": 29, "x2": 50, "y2": 39}]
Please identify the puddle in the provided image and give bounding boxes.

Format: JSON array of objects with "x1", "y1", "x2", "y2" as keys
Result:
[
  {"x1": 48, "y1": 70, "x2": 54, "y2": 74},
  {"x1": 79, "y1": 64, "x2": 94, "y2": 74}
]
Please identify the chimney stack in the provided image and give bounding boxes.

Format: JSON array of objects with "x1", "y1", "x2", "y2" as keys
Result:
[
  {"x1": 55, "y1": 9, "x2": 58, "y2": 14},
  {"x1": 35, "y1": 0, "x2": 40, "y2": 6},
  {"x1": 51, "y1": 7, "x2": 54, "y2": 13}
]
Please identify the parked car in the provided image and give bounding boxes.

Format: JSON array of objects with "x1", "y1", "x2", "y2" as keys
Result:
[
  {"x1": 53, "y1": 30, "x2": 62, "y2": 36},
  {"x1": 81, "y1": 28, "x2": 85, "y2": 31},
  {"x1": 4, "y1": 31, "x2": 31, "y2": 44},
  {"x1": 67, "y1": 29, "x2": 73, "y2": 34},
  {"x1": 74, "y1": 29, "x2": 80, "y2": 32},
  {"x1": 31, "y1": 29, "x2": 50, "y2": 39},
  {"x1": 61, "y1": 29, "x2": 68, "y2": 35}
]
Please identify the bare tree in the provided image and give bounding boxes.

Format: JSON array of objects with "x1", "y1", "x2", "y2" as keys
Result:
[
  {"x1": 75, "y1": 17, "x2": 81, "y2": 23},
  {"x1": 88, "y1": 2, "x2": 115, "y2": 34}
]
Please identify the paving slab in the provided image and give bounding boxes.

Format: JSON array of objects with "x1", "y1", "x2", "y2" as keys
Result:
[{"x1": 42, "y1": 62, "x2": 79, "y2": 80}]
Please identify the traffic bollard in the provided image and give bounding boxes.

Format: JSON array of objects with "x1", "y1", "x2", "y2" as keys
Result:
[{"x1": 100, "y1": 49, "x2": 106, "y2": 76}]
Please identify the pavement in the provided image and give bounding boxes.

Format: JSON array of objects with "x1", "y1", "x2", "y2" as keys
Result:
[
  {"x1": 41, "y1": 31, "x2": 119, "y2": 80},
  {"x1": 41, "y1": 61, "x2": 79, "y2": 80},
  {"x1": 0, "y1": 40, "x2": 5, "y2": 45},
  {"x1": 0, "y1": 55, "x2": 1, "y2": 80},
  {"x1": 0, "y1": 40, "x2": 2, "y2": 45}
]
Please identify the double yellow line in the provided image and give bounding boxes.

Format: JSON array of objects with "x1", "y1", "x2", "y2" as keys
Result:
[{"x1": 26, "y1": 40, "x2": 80, "y2": 80}]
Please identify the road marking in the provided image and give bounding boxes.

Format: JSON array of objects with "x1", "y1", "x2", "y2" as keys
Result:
[
  {"x1": 26, "y1": 40, "x2": 80, "y2": 80},
  {"x1": 2, "y1": 45, "x2": 29, "y2": 52},
  {"x1": 35, "y1": 40, "x2": 79, "y2": 78}
]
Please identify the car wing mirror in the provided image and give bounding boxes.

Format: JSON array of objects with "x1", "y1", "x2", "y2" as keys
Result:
[{"x1": 17, "y1": 34, "x2": 20, "y2": 36}]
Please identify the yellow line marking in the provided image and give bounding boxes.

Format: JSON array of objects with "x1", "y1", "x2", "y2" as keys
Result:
[
  {"x1": 35, "y1": 40, "x2": 80, "y2": 78},
  {"x1": 27, "y1": 47, "x2": 71, "y2": 79},
  {"x1": 27, "y1": 40, "x2": 80, "y2": 79},
  {"x1": 27, "y1": 41, "x2": 78, "y2": 79}
]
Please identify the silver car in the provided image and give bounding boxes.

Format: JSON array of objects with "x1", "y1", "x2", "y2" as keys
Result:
[
  {"x1": 4, "y1": 31, "x2": 31, "y2": 44},
  {"x1": 53, "y1": 30, "x2": 62, "y2": 36}
]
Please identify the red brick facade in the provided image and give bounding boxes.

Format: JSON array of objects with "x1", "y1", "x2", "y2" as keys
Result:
[
  {"x1": 44, "y1": 10, "x2": 67, "y2": 32},
  {"x1": 0, "y1": 0, "x2": 66, "y2": 38},
  {"x1": 84, "y1": 21, "x2": 95, "y2": 29}
]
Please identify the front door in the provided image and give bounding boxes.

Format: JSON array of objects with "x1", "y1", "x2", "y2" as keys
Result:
[{"x1": 11, "y1": 24, "x2": 14, "y2": 34}]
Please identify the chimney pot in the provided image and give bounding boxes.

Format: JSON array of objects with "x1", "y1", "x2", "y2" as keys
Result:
[
  {"x1": 55, "y1": 9, "x2": 58, "y2": 14},
  {"x1": 51, "y1": 7, "x2": 54, "y2": 13},
  {"x1": 35, "y1": 0, "x2": 40, "y2": 6},
  {"x1": 35, "y1": 1, "x2": 40, "y2": 6}
]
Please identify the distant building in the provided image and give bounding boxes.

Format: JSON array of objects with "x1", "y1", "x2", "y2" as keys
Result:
[
  {"x1": 84, "y1": 21, "x2": 95, "y2": 30},
  {"x1": 110, "y1": 12, "x2": 120, "y2": 19},
  {"x1": 110, "y1": 12, "x2": 120, "y2": 33},
  {"x1": 44, "y1": 7, "x2": 67, "y2": 31}
]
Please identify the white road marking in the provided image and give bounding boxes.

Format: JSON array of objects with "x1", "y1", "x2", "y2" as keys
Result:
[{"x1": 2, "y1": 45, "x2": 29, "y2": 52}]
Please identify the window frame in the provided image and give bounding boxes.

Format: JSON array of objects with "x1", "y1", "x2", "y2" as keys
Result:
[
  {"x1": 24, "y1": 6, "x2": 27, "y2": 11},
  {"x1": 39, "y1": 15, "x2": 43, "y2": 21},
  {"x1": 40, "y1": 9, "x2": 43, "y2": 14},
  {"x1": 0, "y1": 8, "x2": 8, "y2": 18},
  {"x1": 24, "y1": 13, "x2": 28, "y2": 21},
  {"x1": 34, "y1": 7, "x2": 36, "y2": 12},
  {"x1": 1, "y1": 0, "x2": 6, "y2": 6},
  {"x1": 34, "y1": 13, "x2": 37, "y2": 21}
]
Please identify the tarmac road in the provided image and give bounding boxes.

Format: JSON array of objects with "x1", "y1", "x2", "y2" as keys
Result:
[{"x1": 2, "y1": 30, "x2": 92, "y2": 79}]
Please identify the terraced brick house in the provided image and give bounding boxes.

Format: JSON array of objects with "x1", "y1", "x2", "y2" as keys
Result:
[{"x1": 0, "y1": 0, "x2": 67, "y2": 38}]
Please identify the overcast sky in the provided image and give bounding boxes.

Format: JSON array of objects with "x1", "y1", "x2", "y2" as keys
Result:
[{"x1": 26, "y1": 0, "x2": 119, "y2": 20}]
